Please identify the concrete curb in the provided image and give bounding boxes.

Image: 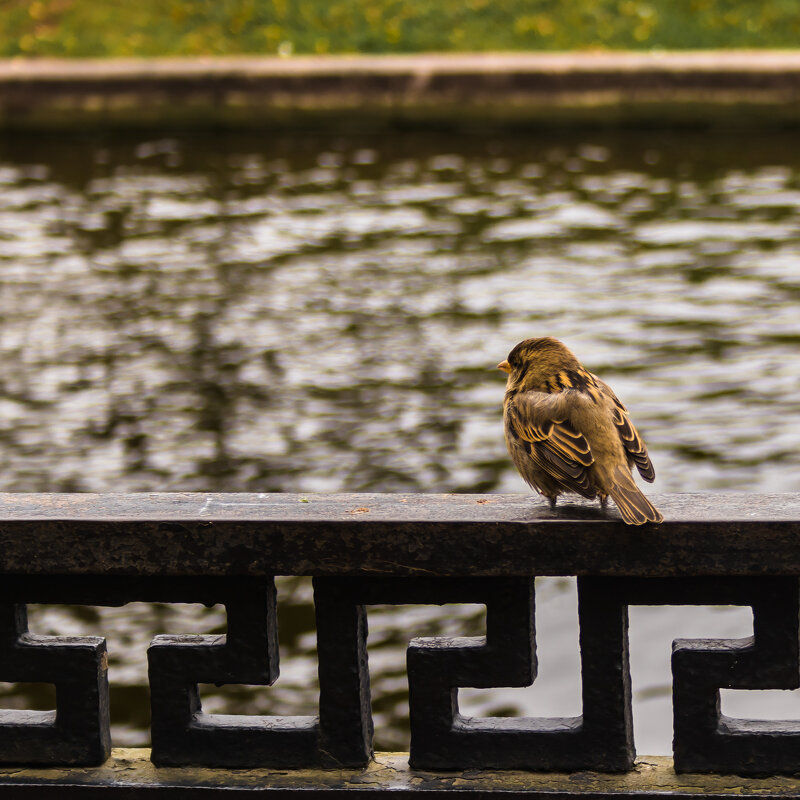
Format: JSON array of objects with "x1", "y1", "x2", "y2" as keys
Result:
[{"x1": 2, "y1": 51, "x2": 800, "y2": 129}]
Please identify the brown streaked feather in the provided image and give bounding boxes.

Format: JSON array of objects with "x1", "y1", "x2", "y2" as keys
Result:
[
  {"x1": 593, "y1": 375, "x2": 656, "y2": 483},
  {"x1": 507, "y1": 399, "x2": 596, "y2": 498},
  {"x1": 611, "y1": 405, "x2": 655, "y2": 481},
  {"x1": 529, "y1": 440, "x2": 596, "y2": 498},
  {"x1": 608, "y1": 465, "x2": 663, "y2": 525},
  {"x1": 536, "y1": 439, "x2": 585, "y2": 479},
  {"x1": 508, "y1": 404, "x2": 554, "y2": 444},
  {"x1": 547, "y1": 366, "x2": 604, "y2": 404},
  {"x1": 549, "y1": 420, "x2": 594, "y2": 467}
]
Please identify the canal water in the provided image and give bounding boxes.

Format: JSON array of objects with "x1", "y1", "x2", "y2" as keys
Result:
[{"x1": 0, "y1": 128, "x2": 799, "y2": 754}]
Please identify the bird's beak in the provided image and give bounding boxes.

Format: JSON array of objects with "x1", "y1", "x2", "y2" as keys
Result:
[{"x1": 497, "y1": 360, "x2": 511, "y2": 373}]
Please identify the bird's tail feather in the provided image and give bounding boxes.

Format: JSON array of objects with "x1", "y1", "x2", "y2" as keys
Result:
[{"x1": 608, "y1": 465, "x2": 663, "y2": 525}]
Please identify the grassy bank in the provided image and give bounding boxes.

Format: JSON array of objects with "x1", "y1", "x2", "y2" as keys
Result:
[{"x1": 4, "y1": 0, "x2": 800, "y2": 58}]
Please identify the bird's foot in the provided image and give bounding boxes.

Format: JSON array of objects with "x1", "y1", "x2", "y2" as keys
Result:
[
  {"x1": 548, "y1": 496, "x2": 558, "y2": 510},
  {"x1": 599, "y1": 495, "x2": 608, "y2": 510}
]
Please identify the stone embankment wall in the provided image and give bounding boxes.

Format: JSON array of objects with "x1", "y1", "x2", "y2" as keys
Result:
[{"x1": 1, "y1": 51, "x2": 800, "y2": 128}]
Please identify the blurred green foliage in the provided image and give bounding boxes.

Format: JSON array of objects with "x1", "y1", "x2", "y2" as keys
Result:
[{"x1": 2, "y1": 0, "x2": 800, "y2": 57}]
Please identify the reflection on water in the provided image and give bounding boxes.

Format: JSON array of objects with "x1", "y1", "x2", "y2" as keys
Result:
[{"x1": 0, "y1": 129, "x2": 799, "y2": 752}]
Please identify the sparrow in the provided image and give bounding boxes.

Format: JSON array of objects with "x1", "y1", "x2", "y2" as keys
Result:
[{"x1": 498, "y1": 337, "x2": 662, "y2": 525}]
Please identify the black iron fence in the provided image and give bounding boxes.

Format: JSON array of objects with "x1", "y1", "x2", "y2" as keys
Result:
[{"x1": 1, "y1": 492, "x2": 799, "y2": 797}]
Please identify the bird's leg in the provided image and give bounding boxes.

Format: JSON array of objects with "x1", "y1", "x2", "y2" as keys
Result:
[
  {"x1": 548, "y1": 495, "x2": 558, "y2": 510},
  {"x1": 599, "y1": 494, "x2": 608, "y2": 510}
]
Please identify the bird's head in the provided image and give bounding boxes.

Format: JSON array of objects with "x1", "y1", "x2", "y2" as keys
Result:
[{"x1": 497, "y1": 337, "x2": 581, "y2": 393}]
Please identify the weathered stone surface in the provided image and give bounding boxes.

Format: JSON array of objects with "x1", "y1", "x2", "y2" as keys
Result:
[
  {"x1": 3, "y1": 750, "x2": 800, "y2": 797},
  {"x1": 0, "y1": 493, "x2": 798, "y2": 577}
]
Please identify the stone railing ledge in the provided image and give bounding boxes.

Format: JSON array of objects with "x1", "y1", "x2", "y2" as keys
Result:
[{"x1": 0, "y1": 492, "x2": 799, "y2": 577}]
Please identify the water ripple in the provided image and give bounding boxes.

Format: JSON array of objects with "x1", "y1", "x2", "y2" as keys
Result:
[{"x1": 2, "y1": 129, "x2": 800, "y2": 753}]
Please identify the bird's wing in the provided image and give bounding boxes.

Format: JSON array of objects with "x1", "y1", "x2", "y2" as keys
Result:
[
  {"x1": 507, "y1": 394, "x2": 596, "y2": 498},
  {"x1": 592, "y1": 375, "x2": 656, "y2": 483}
]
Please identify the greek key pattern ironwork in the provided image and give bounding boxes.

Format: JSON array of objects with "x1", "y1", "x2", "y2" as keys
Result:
[
  {"x1": 0, "y1": 574, "x2": 798, "y2": 774},
  {"x1": 313, "y1": 576, "x2": 632, "y2": 771},
  {"x1": 0, "y1": 601, "x2": 109, "y2": 765}
]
